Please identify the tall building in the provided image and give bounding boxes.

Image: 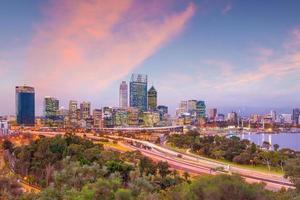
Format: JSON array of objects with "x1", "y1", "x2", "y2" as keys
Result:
[
  {"x1": 177, "y1": 100, "x2": 188, "y2": 117},
  {"x1": 208, "y1": 108, "x2": 217, "y2": 120},
  {"x1": 157, "y1": 105, "x2": 168, "y2": 120},
  {"x1": 195, "y1": 100, "x2": 206, "y2": 118},
  {"x1": 130, "y1": 74, "x2": 148, "y2": 111},
  {"x1": 80, "y1": 101, "x2": 91, "y2": 120},
  {"x1": 292, "y1": 108, "x2": 300, "y2": 125},
  {"x1": 93, "y1": 109, "x2": 102, "y2": 129},
  {"x1": 16, "y1": 86, "x2": 35, "y2": 126},
  {"x1": 270, "y1": 110, "x2": 277, "y2": 122},
  {"x1": 69, "y1": 100, "x2": 78, "y2": 119},
  {"x1": 119, "y1": 81, "x2": 128, "y2": 108},
  {"x1": 148, "y1": 86, "x2": 157, "y2": 111},
  {"x1": 187, "y1": 100, "x2": 197, "y2": 113},
  {"x1": 44, "y1": 96, "x2": 59, "y2": 120}
]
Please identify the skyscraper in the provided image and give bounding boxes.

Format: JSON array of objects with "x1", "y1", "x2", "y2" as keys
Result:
[
  {"x1": 148, "y1": 86, "x2": 157, "y2": 111},
  {"x1": 130, "y1": 74, "x2": 148, "y2": 111},
  {"x1": 80, "y1": 101, "x2": 91, "y2": 120},
  {"x1": 195, "y1": 100, "x2": 206, "y2": 118},
  {"x1": 119, "y1": 81, "x2": 128, "y2": 108},
  {"x1": 44, "y1": 96, "x2": 59, "y2": 120},
  {"x1": 69, "y1": 100, "x2": 78, "y2": 125},
  {"x1": 16, "y1": 86, "x2": 35, "y2": 126},
  {"x1": 208, "y1": 108, "x2": 217, "y2": 120},
  {"x1": 187, "y1": 100, "x2": 197, "y2": 113},
  {"x1": 292, "y1": 108, "x2": 300, "y2": 125}
]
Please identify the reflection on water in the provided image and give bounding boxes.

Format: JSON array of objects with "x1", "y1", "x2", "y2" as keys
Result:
[{"x1": 238, "y1": 133, "x2": 300, "y2": 151}]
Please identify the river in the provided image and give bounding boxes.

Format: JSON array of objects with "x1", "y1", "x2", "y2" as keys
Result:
[{"x1": 238, "y1": 132, "x2": 300, "y2": 151}]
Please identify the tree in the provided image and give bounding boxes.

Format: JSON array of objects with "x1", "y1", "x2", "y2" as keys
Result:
[
  {"x1": 2, "y1": 139, "x2": 14, "y2": 153},
  {"x1": 273, "y1": 144, "x2": 280, "y2": 151},
  {"x1": 139, "y1": 157, "x2": 157, "y2": 176},
  {"x1": 157, "y1": 161, "x2": 170, "y2": 178},
  {"x1": 284, "y1": 157, "x2": 300, "y2": 192}
]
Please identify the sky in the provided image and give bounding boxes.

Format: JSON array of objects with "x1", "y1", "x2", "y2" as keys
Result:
[{"x1": 1, "y1": 0, "x2": 300, "y2": 116}]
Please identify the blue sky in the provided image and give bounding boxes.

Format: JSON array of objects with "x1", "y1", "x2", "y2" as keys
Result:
[{"x1": 1, "y1": 0, "x2": 300, "y2": 116}]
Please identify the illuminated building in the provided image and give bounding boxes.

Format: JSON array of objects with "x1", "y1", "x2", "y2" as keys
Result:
[
  {"x1": 80, "y1": 101, "x2": 91, "y2": 120},
  {"x1": 281, "y1": 114, "x2": 292, "y2": 124},
  {"x1": 130, "y1": 74, "x2": 148, "y2": 111},
  {"x1": 114, "y1": 108, "x2": 128, "y2": 127},
  {"x1": 93, "y1": 109, "x2": 102, "y2": 129},
  {"x1": 69, "y1": 100, "x2": 78, "y2": 120},
  {"x1": 176, "y1": 101, "x2": 188, "y2": 117},
  {"x1": 0, "y1": 119, "x2": 9, "y2": 135},
  {"x1": 140, "y1": 111, "x2": 160, "y2": 127},
  {"x1": 195, "y1": 100, "x2": 206, "y2": 118},
  {"x1": 16, "y1": 86, "x2": 35, "y2": 126},
  {"x1": 44, "y1": 96, "x2": 59, "y2": 120},
  {"x1": 119, "y1": 81, "x2": 128, "y2": 108},
  {"x1": 270, "y1": 110, "x2": 277, "y2": 122},
  {"x1": 187, "y1": 100, "x2": 197, "y2": 113},
  {"x1": 103, "y1": 107, "x2": 114, "y2": 128},
  {"x1": 147, "y1": 86, "x2": 157, "y2": 111},
  {"x1": 128, "y1": 107, "x2": 139, "y2": 126}
]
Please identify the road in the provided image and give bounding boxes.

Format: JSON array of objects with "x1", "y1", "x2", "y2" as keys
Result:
[{"x1": 25, "y1": 131, "x2": 294, "y2": 191}]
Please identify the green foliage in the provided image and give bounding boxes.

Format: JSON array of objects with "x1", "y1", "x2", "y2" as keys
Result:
[{"x1": 168, "y1": 133, "x2": 296, "y2": 170}]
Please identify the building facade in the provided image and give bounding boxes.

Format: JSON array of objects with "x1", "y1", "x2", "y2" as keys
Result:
[
  {"x1": 129, "y1": 74, "x2": 148, "y2": 111},
  {"x1": 16, "y1": 86, "x2": 35, "y2": 126},
  {"x1": 147, "y1": 86, "x2": 157, "y2": 111},
  {"x1": 292, "y1": 108, "x2": 300, "y2": 125},
  {"x1": 80, "y1": 101, "x2": 91, "y2": 120},
  {"x1": 195, "y1": 100, "x2": 206, "y2": 118},
  {"x1": 44, "y1": 96, "x2": 59, "y2": 120},
  {"x1": 119, "y1": 81, "x2": 128, "y2": 108}
]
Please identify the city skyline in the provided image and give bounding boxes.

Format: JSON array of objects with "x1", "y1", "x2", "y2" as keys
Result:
[{"x1": 1, "y1": 0, "x2": 300, "y2": 115}]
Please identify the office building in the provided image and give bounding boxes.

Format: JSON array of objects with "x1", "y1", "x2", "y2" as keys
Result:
[
  {"x1": 80, "y1": 101, "x2": 91, "y2": 120},
  {"x1": 187, "y1": 100, "x2": 197, "y2": 113},
  {"x1": 128, "y1": 107, "x2": 139, "y2": 126},
  {"x1": 129, "y1": 74, "x2": 148, "y2": 111},
  {"x1": 44, "y1": 96, "x2": 59, "y2": 120},
  {"x1": 208, "y1": 108, "x2": 217, "y2": 120},
  {"x1": 157, "y1": 105, "x2": 168, "y2": 120},
  {"x1": 119, "y1": 81, "x2": 128, "y2": 108},
  {"x1": 227, "y1": 112, "x2": 238, "y2": 124},
  {"x1": 281, "y1": 114, "x2": 292, "y2": 124},
  {"x1": 292, "y1": 108, "x2": 300, "y2": 125},
  {"x1": 195, "y1": 100, "x2": 206, "y2": 118},
  {"x1": 93, "y1": 109, "x2": 102, "y2": 129},
  {"x1": 16, "y1": 86, "x2": 35, "y2": 126},
  {"x1": 148, "y1": 86, "x2": 157, "y2": 111}
]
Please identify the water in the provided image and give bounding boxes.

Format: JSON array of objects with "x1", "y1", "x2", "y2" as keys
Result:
[{"x1": 238, "y1": 132, "x2": 300, "y2": 151}]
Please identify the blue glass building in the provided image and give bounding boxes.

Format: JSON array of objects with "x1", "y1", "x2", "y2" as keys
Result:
[
  {"x1": 196, "y1": 100, "x2": 206, "y2": 118},
  {"x1": 16, "y1": 86, "x2": 35, "y2": 126},
  {"x1": 130, "y1": 74, "x2": 148, "y2": 111}
]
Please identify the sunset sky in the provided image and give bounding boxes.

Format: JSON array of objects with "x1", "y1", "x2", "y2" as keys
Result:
[{"x1": 1, "y1": 0, "x2": 300, "y2": 115}]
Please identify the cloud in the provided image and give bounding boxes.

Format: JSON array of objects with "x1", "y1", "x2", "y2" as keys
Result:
[
  {"x1": 160, "y1": 26, "x2": 300, "y2": 98},
  {"x1": 25, "y1": 0, "x2": 195, "y2": 98},
  {"x1": 222, "y1": 2, "x2": 232, "y2": 14}
]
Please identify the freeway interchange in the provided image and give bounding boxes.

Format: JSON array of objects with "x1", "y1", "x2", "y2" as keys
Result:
[{"x1": 24, "y1": 131, "x2": 294, "y2": 191}]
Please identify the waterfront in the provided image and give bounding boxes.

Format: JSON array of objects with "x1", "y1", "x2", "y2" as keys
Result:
[{"x1": 238, "y1": 132, "x2": 300, "y2": 151}]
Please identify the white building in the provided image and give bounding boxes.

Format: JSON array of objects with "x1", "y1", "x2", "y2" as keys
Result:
[{"x1": 0, "y1": 120, "x2": 9, "y2": 135}]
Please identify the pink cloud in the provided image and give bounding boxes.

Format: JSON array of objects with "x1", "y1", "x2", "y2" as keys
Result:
[{"x1": 24, "y1": 0, "x2": 195, "y2": 99}]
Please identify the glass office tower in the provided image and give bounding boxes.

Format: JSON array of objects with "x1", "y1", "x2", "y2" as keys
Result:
[
  {"x1": 16, "y1": 86, "x2": 35, "y2": 126},
  {"x1": 129, "y1": 74, "x2": 148, "y2": 111}
]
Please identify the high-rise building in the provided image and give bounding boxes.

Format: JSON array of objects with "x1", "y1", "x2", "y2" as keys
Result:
[
  {"x1": 69, "y1": 100, "x2": 78, "y2": 119},
  {"x1": 292, "y1": 108, "x2": 300, "y2": 125},
  {"x1": 270, "y1": 110, "x2": 277, "y2": 122},
  {"x1": 128, "y1": 107, "x2": 139, "y2": 126},
  {"x1": 16, "y1": 86, "x2": 35, "y2": 126},
  {"x1": 44, "y1": 96, "x2": 59, "y2": 120},
  {"x1": 119, "y1": 81, "x2": 128, "y2": 108},
  {"x1": 80, "y1": 101, "x2": 91, "y2": 120},
  {"x1": 187, "y1": 100, "x2": 197, "y2": 113},
  {"x1": 195, "y1": 100, "x2": 206, "y2": 118},
  {"x1": 157, "y1": 105, "x2": 168, "y2": 120},
  {"x1": 130, "y1": 74, "x2": 148, "y2": 111},
  {"x1": 148, "y1": 86, "x2": 157, "y2": 111},
  {"x1": 208, "y1": 108, "x2": 217, "y2": 120},
  {"x1": 227, "y1": 112, "x2": 238, "y2": 124},
  {"x1": 176, "y1": 100, "x2": 188, "y2": 117},
  {"x1": 93, "y1": 109, "x2": 102, "y2": 129}
]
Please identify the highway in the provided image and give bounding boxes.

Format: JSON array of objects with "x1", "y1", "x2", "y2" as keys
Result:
[{"x1": 25, "y1": 131, "x2": 294, "y2": 191}]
